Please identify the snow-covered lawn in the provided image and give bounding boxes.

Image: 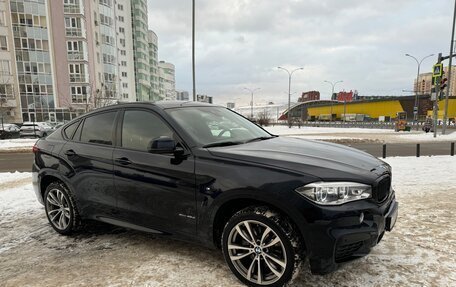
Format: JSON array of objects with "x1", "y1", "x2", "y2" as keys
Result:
[
  {"x1": 265, "y1": 125, "x2": 456, "y2": 143},
  {"x1": 0, "y1": 156, "x2": 455, "y2": 286},
  {"x1": 0, "y1": 139, "x2": 37, "y2": 153}
]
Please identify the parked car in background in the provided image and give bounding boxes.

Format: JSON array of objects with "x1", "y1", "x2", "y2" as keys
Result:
[
  {"x1": 32, "y1": 102, "x2": 398, "y2": 287},
  {"x1": 0, "y1": 123, "x2": 21, "y2": 139},
  {"x1": 20, "y1": 122, "x2": 53, "y2": 138}
]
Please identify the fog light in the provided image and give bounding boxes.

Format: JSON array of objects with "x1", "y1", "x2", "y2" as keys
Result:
[{"x1": 359, "y1": 212, "x2": 364, "y2": 223}]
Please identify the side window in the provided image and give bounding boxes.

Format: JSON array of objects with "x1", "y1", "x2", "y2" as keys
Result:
[
  {"x1": 80, "y1": 111, "x2": 116, "y2": 145},
  {"x1": 63, "y1": 120, "x2": 79, "y2": 139},
  {"x1": 121, "y1": 110, "x2": 174, "y2": 152}
]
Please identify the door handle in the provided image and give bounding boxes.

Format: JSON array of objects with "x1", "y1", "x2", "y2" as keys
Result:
[
  {"x1": 115, "y1": 157, "x2": 132, "y2": 165},
  {"x1": 64, "y1": 149, "x2": 76, "y2": 157}
]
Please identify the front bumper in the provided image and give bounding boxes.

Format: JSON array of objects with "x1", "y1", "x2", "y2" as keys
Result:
[{"x1": 304, "y1": 192, "x2": 398, "y2": 275}]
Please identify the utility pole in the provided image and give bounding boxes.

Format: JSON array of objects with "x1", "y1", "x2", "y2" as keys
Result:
[
  {"x1": 278, "y1": 67, "x2": 304, "y2": 127},
  {"x1": 443, "y1": 0, "x2": 456, "y2": 134},
  {"x1": 324, "y1": 80, "x2": 343, "y2": 122},
  {"x1": 244, "y1": 87, "x2": 260, "y2": 119},
  {"x1": 433, "y1": 53, "x2": 443, "y2": 138},
  {"x1": 192, "y1": 0, "x2": 196, "y2": 101}
]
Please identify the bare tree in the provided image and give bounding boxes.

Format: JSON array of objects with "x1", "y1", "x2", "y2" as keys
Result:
[{"x1": 257, "y1": 109, "x2": 272, "y2": 126}]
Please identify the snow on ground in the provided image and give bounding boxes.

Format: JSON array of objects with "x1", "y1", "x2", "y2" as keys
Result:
[
  {"x1": 0, "y1": 156, "x2": 455, "y2": 286},
  {"x1": 265, "y1": 125, "x2": 456, "y2": 143},
  {"x1": 0, "y1": 139, "x2": 37, "y2": 152}
]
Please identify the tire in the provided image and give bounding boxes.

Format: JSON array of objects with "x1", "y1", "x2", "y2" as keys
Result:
[
  {"x1": 44, "y1": 181, "x2": 82, "y2": 235},
  {"x1": 222, "y1": 206, "x2": 302, "y2": 287}
]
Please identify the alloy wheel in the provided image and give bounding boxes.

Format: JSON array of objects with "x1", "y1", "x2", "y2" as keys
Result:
[
  {"x1": 45, "y1": 188, "x2": 71, "y2": 230},
  {"x1": 227, "y1": 220, "x2": 287, "y2": 285}
]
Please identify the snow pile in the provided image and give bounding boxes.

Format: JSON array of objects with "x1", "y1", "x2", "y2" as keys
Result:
[
  {"x1": 0, "y1": 139, "x2": 37, "y2": 152},
  {"x1": 0, "y1": 157, "x2": 455, "y2": 286},
  {"x1": 265, "y1": 125, "x2": 394, "y2": 135}
]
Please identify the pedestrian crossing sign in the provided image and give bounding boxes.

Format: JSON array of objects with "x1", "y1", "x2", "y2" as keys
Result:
[{"x1": 433, "y1": 63, "x2": 443, "y2": 77}]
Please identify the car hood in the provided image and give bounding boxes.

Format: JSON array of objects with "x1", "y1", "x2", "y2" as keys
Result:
[{"x1": 207, "y1": 137, "x2": 388, "y2": 181}]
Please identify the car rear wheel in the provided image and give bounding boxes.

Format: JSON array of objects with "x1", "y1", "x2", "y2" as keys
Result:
[
  {"x1": 44, "y1": 182, "x2": 81, "y2": 235},
  {"x1": 222, "y1": 206, "x2": 302, "y2": 287}
]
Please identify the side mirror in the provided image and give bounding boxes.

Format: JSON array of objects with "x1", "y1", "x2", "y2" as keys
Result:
[{"x1": 148, "y1": 136, "x2": 176, "y2": 154}]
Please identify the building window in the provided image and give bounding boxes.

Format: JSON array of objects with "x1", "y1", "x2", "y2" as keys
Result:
[
  {"x1": 99, "y1": 0, "x2": 112, "y2": 7},
  {"x1": 69, "y1": 63, "x2": 86, "y2": 82},
  {"x1": 0, "y1": 60, "x2": 11, "y2": 75},
  {"x1": 121, "y1": 61, "x2": 127, "y2": 66},
  {"x1": 71, "y1": 86, "x2": 88, "y2": 103},
  {"x1": 100, "y1": 14, "x2": 113, "y2": 26},
  {"x1": 122, "y1": 83, "x2": 128, "y2": 88},
  {"x1": 65, "y1": 17, "x2": 82, "y2": 37},
  {"x1": 0, "y1": 84, "x2": 14, "y2": 99},
  {"x1": 0, "y1": 11, "x2": 6, "y2": 26},
  {"x1": 121, "y1": 72, "x2": 127, "y2": 77},
  {"x1": 0, "y1": 36, "x2": 7, "y2": 50},
  {"x1": 119, "y1": 27, "x2": 125, "y2": 33},
  {"x1": 118, "y1": 4, "x2": 124, "y2": 11},
  {"x1": 120, "y1": 38, "x2": 125, "y2": 47},
  {"x1": 120, "y1": 50, "x2": 126, "y2": 56},
  {"x1": 118, "y1": 16, "x2": 124, "y2": 22}
]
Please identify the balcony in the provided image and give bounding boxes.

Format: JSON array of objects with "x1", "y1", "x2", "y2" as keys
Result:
[
  {"x1": 69, "y1": 74, "x2": 88, "y2": 83},
  {"x1": 65, "y1": 28, "x2": 84, "y2": 38},
  {"x1": 64, "y1": 5, "x2": 84, "y2": 15},
  {"x1": 67, "y1": 51, "x2": 86, "y2": 61}
]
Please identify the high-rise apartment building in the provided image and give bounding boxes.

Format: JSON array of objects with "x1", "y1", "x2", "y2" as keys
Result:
[
  {"x1": 1, "y1": 0, "x2": 177, "y2": 123},
  {"x1": 148, "y1": 30, "x2": 160, "y2": 101},
  {"x1": 0, "y1": 0, "x2": 21, "y2": 123},
  {"x1": 158, "y1": 61, "x2": 175, "y2": 101},
  {"x1": 415, "y1": 66, "x2": 456, "y2": 96},
  {"x1": 176, "y1": 91, "x2": 189, "y2": 101},
  {"x1": 131, "y1": 0, "x2": 150, "y2": 101}
]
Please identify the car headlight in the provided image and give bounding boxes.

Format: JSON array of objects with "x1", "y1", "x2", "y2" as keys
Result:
[{"x1": 295, "y1": 182, "x2": 372, "y2": 205}]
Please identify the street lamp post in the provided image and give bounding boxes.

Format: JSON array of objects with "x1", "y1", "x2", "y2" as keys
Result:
[
  {"x1": 192, "y1": 0, "x2": 196, "y2": 101},
  {"x1": 324, "y1": 80, "x2": 343, "y2": 122},
  {"x1": 244, "y1": 87, "x2": 260, "y2": 119},
  {"x1": 278, "y1": 67, "x2": 304, "y2": 127},
  {"x1": 405, "y1": 53, "x2": 434, "y2": 127}
]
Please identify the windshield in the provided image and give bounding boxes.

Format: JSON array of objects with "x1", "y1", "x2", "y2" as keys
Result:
[{"x1": 167, "y1": 107, "x2": 273, "y2": 147}]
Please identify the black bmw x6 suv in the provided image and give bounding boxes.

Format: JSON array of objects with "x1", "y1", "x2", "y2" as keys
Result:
[{"x1": 33, "y1": 101, "x2": 398, "y2": 287}]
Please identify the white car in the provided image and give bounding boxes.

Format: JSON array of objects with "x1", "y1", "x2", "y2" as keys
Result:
[{"x1": 19, "y1": 122, "x2": 54, "y2": 138}]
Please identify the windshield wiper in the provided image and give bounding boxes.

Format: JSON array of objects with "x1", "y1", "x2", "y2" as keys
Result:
[
  {"x1": 203, "y1": 141, "x2": 244, "y2": 148},
  {"x1": 244, "y1": 135, "x2": 277, "y2": 144}
]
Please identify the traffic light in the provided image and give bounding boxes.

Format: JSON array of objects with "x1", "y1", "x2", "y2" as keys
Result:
[{"x1": 441, "y1": 77, "x2": 448, "y2": 90}]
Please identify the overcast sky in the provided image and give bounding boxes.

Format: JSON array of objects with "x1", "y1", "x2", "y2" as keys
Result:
[{"x1": 148, "y1": 0, "x2": 454, "y2": 105}]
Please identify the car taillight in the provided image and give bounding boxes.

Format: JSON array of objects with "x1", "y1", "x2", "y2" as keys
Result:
[{"x1": 32, "y1": 145, "x2": 39, "y2": 153}]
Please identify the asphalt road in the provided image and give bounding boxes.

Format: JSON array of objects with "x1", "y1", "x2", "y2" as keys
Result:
[{"x1": 0, "y1": 141, "x2": 454, "y2": 173}]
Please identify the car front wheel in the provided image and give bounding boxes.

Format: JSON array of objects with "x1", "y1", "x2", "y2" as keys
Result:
[{"x1": 222, "y1": 206, "x2": 302, "y2": 287}]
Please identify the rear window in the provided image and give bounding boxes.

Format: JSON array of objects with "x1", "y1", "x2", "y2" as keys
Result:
[
  {"x1": 63, "y1": 121, "x2": 80, "y2": 139},
  {"x1": 80, "y1": 112, "x2": 116, "y2": 146}
]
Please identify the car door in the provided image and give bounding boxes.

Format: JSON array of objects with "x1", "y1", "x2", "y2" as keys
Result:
[
  {"x1": 60, "y1": 110, "x2": 119, "y2": 218},
  {"x1": 113, "y1": 108, "x2": 196, "y2": 235}
]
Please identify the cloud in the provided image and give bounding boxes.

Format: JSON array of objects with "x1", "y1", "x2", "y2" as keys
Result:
[{"x1": 148, "y1": 0, "x2": 454, "y2": 105}]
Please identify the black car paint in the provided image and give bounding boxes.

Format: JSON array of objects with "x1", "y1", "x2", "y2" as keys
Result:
[{"x1": 33, "y1": 101, "x2": 397, "y2": 275}]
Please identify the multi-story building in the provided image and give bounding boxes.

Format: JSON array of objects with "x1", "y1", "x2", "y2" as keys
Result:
[
  {"x1": 148, "y1": 30, "x2": 160, "y2": 101},
  {"x1": 227, "y1": 102, "x2": 235, "y2": 109},
  {"x1": 116, "y1": 0, "x2": 136, "y2": 102},
  {"x1": 131, "y1": 0, "x2": 150, "y2": 101},
  {"x1": 0, "y1": 0, "x2": 21, "y2": 123},
  {"x1": 10, "y1": 0, "x2": 64, "y2": 122},
  {"x1": 415, "y1": 66, "x2": 456, "y2": 96},
  {"x1": 2, "y1": 0, "x2": 177, "y2": 123},
  {"x1": 196, "y1": 94, "x2": 213, "y2": 104},
  {"x1": 298, "y1": 91, "x2": 320, "y2": 102},
  {"x1": 176, "y1": 91, "x2": 189, "y2": 101},
  {"x1": 158, "y1": 61, "x2": 175, "y2": 101}
]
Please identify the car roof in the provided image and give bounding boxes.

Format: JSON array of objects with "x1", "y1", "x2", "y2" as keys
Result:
[{"x1": 86, "y1": 101, "x2": 222, "y2": 113}]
